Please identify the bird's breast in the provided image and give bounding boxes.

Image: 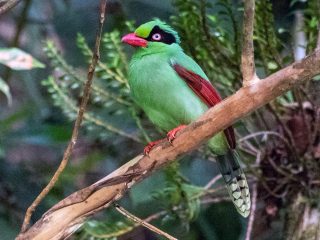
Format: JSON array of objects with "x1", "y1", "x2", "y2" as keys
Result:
[
  {"x1": 128, "y1": 55, "x2": 208, "y2": 130},
  {"x1": 129, "y1": 55, "x2": 177, "y2": 106}
]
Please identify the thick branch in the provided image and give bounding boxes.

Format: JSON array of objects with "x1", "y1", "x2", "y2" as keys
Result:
[
  {"x1": 0, "y1": 0, "x2": 22, "y2": 15},
  {"x1": 16, "y1": 49, "x2": 320, "y2": 240},
  {"x1": 241, "y1": 0, "x2": 259, "y2": 86}
]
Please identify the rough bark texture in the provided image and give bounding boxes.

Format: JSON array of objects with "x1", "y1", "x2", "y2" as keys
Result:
[
  {"x1": 16, "y1": 49, "x2": 320, "y2": 240},
  {"x1": 241, "y1": 0, "x2": 259, "y2": 86}
]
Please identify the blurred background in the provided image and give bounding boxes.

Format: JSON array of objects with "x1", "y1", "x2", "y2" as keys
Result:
[{"x1": 0, "y1": 0, "x2": 319, "y2": 239}]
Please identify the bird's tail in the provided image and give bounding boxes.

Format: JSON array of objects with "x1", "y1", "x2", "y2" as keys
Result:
[{"x1": 216, "y1": 150, "x2": 251, "y2": 217}]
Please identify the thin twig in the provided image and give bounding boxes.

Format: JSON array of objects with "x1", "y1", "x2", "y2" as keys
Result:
[
  {"x1": 20, "y1": 0, "x2": 108, "y2": 233},
  {"x1": 267, "y1": 156, "x2": 297, "y2": 182},
  {"x1": 239, "y1": 130, "x2": 296, "y2": 158},
  {"x1": 317, "y1": 25, "x2": 320, "y2": 51},
  {"x1": 311, "y1": 108, "x2": 320, "y2": 146},
  {"x1": 245, "y1": 151, "x2": 261, "y2": 240},
  {"x1": 241, "y1": 0, "x2": 259, "y2": 86},
  {"x1": 204, "y1": 175, "x2": 222, "y2": 189},
  {"x1": 200, "y1": 197, "x2": 231, "y2": 205},
  {"x1": 266, "y1": 104, "x2": 293, "y2": 139},
  {"x1": 98, "y1": 61, "x2": 128, "y2": 86},
  {"x1": 239, "y1": 131, "x2": 289, "y2": 147},
  {"x1": 239, "y1": 145, "x2": 259, "y2": 157},
  {"x1": 115, "y1": 204, "x2": 177, "y2": 240},
  {"x1": 242, "y1": 140, "x2": 259, "y2": 154},
  {"x1": 0, "y1": 0, "x2": 22, "y2": 15},
  {"x1": 85, "y1": 210, "x2": 168, "y2": 239},
  {"x1": 110, "y1": 33, "x2": 129, "y2": 73},
  {"x1": 130, "y1": 107, "x2": 152, "y2": 143}
]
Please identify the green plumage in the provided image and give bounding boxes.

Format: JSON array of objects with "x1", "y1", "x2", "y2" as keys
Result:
[
  {"x1": 126, "y1": 20, "x2": 250, "y2": 217},
  {"x1": 130, "y1": 22, "x2": 228, "y2": 154}
]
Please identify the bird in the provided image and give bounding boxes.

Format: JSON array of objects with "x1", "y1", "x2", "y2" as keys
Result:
[{"x1": 121, "y1": 19, "x2": 250, "y2": 217}]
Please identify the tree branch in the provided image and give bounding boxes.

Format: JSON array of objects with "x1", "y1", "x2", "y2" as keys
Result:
[
  {"x1": 115, "y1": 204, "x2": 177, "y2": 240},
  {"x1": 0, "y1": 0, "x2": 22, "y2": 15},
  {"x1": 16, "y1": 49, "x2": 320, "y2": 240},
  {"x1": 317, "y1": 25, "x2": 320, "y2": 51},
  {"x1": 245, "y1": 151, "x2": 261, "y2": 240},
  {"x1": 20, "y1": 0, "x2": 107, "y2": 233},
  {"x1": 317, "y1": 3, "x2": 320, "y2": 51},
  {"x1": 204, "y1": 175, "x2": 222, "y2": 189},
  {"x1": 241, "y1": 0, "x2": 259, "y2": 86}
]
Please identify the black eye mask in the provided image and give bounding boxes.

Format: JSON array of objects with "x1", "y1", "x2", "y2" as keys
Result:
[{"x1": 145, "y1": 26, "x2": 177, "y2": 45}]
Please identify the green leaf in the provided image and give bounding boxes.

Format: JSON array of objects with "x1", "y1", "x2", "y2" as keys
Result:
[
  {"x1": 0, "y1": 48, "x2": 45, "y2": 70},
  {"x1": 313, "y1": 74, "x2": 320, "y2": 81},
  {"x1": 207, "y1": 15, "x2": 217, "y2": 23},
  {"x1": 290, "y1": 0, "x2": 307, "y2": 7},
  {"x1": 278, "y1": 28, "x2": 289, "y2": 34},
  {"x1": 267, "y1": 61, "x2": 278, "y2": 70},
  {"x1": 0, "y1": 77, "x2": 12, "y2": 106}
]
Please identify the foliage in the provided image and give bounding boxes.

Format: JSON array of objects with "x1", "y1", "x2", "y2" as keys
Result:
[
  {"x1": 79, "y1": 218, "x2": 136, "y2": 240},
  {"x1": 254, "y1": 0, "x2": 286, "y2": 73},
  {"x1": 0, "y1": 48, "x2": 45, "y2": 70},
  {"x1": 0, "y1": 48, "x2": 44, "y2": 105},
  {"x1": 303, "y1": 0, "x2": 320, "y2": 53},
  {"x1": 172, "y1": 0, "x2": 242, "y2": 92},
  {"x1": 0, "y1": 77, "x2": 11, "y2": 105},
  {"x1": 152, "y1": 163, "x2": 204, "y2": 224}
]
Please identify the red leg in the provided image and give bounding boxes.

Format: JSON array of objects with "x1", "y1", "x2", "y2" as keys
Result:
[
  {"x1": 143, "y1": 139, "x2": 164, "y2": 156},
  {"x1": 167, "y1": 125, "x2": 187, "y2": 143}
]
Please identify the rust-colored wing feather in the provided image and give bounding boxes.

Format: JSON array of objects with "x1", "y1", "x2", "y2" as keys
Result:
[{"x1": 173, "y1": 64, "x2": 236, "y2": 149}]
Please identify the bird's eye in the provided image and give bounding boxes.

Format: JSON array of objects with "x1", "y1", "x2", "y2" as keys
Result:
[{"x1": 152, "y1": 33, "x2": 162, "y2": 41}]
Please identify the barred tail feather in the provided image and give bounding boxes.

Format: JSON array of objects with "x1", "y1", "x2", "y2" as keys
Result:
[{"x1": 216, "y1": 150, "x2": 251, "y2": 217}]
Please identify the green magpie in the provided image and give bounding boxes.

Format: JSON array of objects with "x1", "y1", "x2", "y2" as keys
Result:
[{"x1": 122, "y1": 20, "x2": 250, "y2": 217}]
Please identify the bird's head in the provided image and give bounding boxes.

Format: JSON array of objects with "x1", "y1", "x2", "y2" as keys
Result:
[{"x1": 121, "y1": 20, "x2": 181, "y2": 52}]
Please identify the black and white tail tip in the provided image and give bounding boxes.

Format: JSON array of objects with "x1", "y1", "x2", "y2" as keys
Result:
[
  {"x1": 216, "y1": 151, "x2": 251, "y2": 218},
  {"x1": 227, "y1": 173, "x2": 251, "y2": 217}
]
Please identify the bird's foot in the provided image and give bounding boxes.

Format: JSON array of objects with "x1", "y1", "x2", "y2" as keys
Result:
[
  {"x1": 143, "y1": 139, "x2": 164, "y2": 156},
  {"x1": 167, "y1": 125, "x2": 187, "y2": 143}
]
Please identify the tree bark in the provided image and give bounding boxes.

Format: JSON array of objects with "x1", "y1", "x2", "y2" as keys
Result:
[{"x1": 241, "y1": 0, "x2": 259, "y2": 86}]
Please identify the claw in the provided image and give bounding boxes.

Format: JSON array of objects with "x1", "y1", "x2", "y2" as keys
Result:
[
  {"x1": 167, "y1": 125, "x2": 187, "y2": 143},
  {"x1": 143, "y1": 139, "x2": 163, "y2": 156}
]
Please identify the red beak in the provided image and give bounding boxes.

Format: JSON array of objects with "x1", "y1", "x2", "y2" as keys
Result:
[{"x1": 121, "y1": 33, "x2": 148, "y2": 47}]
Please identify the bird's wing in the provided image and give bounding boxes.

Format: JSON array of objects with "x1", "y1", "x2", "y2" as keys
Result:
[{"x1": 172, "y1": 63, "x2": 236, "y2": 149}]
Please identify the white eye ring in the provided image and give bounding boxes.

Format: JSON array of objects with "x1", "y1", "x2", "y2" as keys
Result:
[{"x1": 152, "y1": 33, "x2": 162, "y2": 41}]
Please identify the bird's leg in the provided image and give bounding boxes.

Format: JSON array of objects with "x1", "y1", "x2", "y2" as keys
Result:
[
  {"x1": 143, "y1": 139, "x2": 164, "y2": 156},
  {"x1": 167, "y1": 125, "x2": 187, "y2": 143},
  {"x1": 144, "y1": 125, "x2": 187, "y2": 155}
]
